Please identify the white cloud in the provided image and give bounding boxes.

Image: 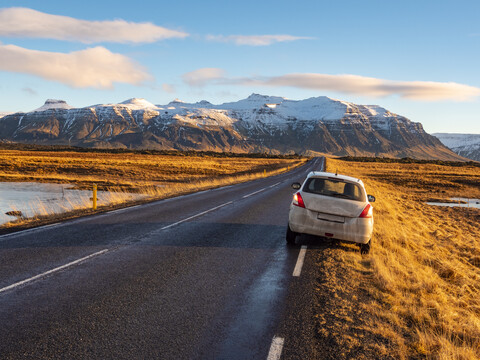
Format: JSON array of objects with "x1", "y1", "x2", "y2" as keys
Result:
[
  {"x1": 0, "y1": 44, "x2": 151, "y2": 89},
  {"x1": 162, "y1": 83, "x2": 176, "y2": 93},
  {"x1": 183, "y1": 69, "x2": 480, "y2": 101},
  {"x1": 257, "y1": 74, "x2": 480, "y2": 101},
  {"x1": 206, "y1": 34, "x2": 312, "y2": 46},
  {"x1": 182, "y1": 68, "x2": 226, "y2": 87},
  {"x1": 0, "y1": 7, "x2": 188, "y2": 43}
]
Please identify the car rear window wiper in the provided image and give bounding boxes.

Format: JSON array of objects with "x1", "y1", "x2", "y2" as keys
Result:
[{"x1": 332, "y1": 193, "x2": 351, "y2": 199}]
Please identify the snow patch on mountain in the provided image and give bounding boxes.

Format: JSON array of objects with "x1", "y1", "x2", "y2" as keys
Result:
[
  {"x1": 0, "y1": 112, "x2": 13, "y2": 119},
  {"x1": 31, "y1": 99, "x2": 74, "y2": 112},
  {"x1": 434, "y1": 133, "x2": 480, "y2": 161},
  {"x1": 434, "y1": 133, "x2": 480, "y2": 148},
  {"x1": 119, "y1": 98, "x2": 158, "y2": 110}
]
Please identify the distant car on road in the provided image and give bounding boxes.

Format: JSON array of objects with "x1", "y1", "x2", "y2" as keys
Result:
[{"x1": 287, "y1": 171, "x2": 375, "y2": 254}]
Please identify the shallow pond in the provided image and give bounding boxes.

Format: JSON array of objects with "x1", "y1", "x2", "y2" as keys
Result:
[
  {"x1": 426, "y1": 197, "x2": 480, "y2": 209},
  {"x1": 0, "y1": 182, "x2": 146, "y2": 225}
]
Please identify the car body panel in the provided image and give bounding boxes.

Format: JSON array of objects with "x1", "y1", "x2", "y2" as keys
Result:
[{"x1": 300, "y1": 192, "x2": 365, "y2": 218}]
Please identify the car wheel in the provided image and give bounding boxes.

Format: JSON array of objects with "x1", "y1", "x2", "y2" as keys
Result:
[
  {"x1": 286, "y1": 225, "x2": 297, "y2": 246},
  {"x1": 360, "y1": 239, "x2": 371, "y2": 255}
]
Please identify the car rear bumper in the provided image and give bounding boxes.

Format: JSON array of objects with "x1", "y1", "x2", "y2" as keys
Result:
[{"x1": 289, "y1": 206, "x2": 373, "y2": 244}]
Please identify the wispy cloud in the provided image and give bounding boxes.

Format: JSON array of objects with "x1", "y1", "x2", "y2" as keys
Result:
[
  {"x1": 183, "y1": 68, "x2": 480, "y2": 101},
  {"x1": 162, "y1": 83, "x2": 176, "y2": 94},
  {"x1": 182, "y1": 68, "x2": 226, "y2": 87},
  {"x1": 0, "y1": 7, "x2": 188, "y2": 43},
  {"x1": 22, "y1": 87, "x2": 37, "y2": 96},
  {"x1": 206, "y1": 34, "x2": 312, "y2": 46},
  {"x1": 255, "y1": 74, "x2": 480, "y2": 101},
  {"x1": 0, "y1": 44, "x2": 151, "y2": 89}
]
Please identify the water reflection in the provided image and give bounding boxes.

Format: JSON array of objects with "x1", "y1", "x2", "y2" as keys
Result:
[
  {"x1": 0, "y1": 182, "x2": 146, "y2": 225},
  {"x1": 427, "y1": 197, "x2": 480, "y2": 209}
]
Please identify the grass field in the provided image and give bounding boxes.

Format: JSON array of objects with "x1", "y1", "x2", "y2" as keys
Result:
[
  {"x1": 0, "y1": 149, "x2": 306, "y2": 229},
  {"x1": 320, "y1": 158, "x2": 480, "y2": 359}
]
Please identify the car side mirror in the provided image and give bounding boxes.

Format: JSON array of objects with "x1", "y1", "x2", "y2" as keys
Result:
[
  {"x1": 291, "y1": 182, "x2": 301, "y2": 190},
  {"x1": 367, "y1": 195, "x2": 376, "y2": 203}
]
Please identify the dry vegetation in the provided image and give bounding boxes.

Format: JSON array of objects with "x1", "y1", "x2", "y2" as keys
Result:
[
  {"x1": 320, "y1": 158, "x2": 480, "y2": 359},
  {"x1": 0, "y1": 149, "x2": 306, "y2": 229}
]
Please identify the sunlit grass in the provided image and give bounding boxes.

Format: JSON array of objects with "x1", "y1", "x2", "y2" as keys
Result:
[
  {"x1": 325, "y1": 158, "x2": 480, "y2": 359},
  {"x1": 0, "y1": 149, "x2": 307, "y2": 228}
]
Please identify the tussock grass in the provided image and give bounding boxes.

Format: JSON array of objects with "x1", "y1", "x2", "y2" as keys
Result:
[
  {"x1": 0, "y1": 149, "x2": 306, "y2": 229},
  {"x1": 325, "y1": 158, "x2": 480, "y2": 359}
]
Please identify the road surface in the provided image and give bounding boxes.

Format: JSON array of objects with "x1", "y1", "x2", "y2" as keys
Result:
[{"x1": 0, "y1": 157, "x2": 325, "y2": 359}]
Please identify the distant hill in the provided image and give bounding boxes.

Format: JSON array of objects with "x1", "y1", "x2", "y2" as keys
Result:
[
  {"x1": 433, "y1": 133, "x2": 480, "y2": 161},
  {"x1": 0, "y1": 94, "x2": 465, "y2": 160}
]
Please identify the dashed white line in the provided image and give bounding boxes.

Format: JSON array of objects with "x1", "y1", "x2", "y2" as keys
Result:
[
  {"x1": 242, "y1": 187, "x2": 268, "y2": 199},
  {"x1": 243, "y1": 182, "x2": 281, "y2": 199},
  {"x1": 160, "y1": 201, "x2": 233, "y2": 230},
  {"x1": 269, "y1": 181, "x2": 281, "y2": 188},
  {"x1": 0, "y1": 249, "x2": 110, "y2": 294},
  {"x1": 267, "y1": 336, "x2": 284, "y2": 360},
  {"x1": 292, "y1": 245, "x2": 307, "y2": 277}
]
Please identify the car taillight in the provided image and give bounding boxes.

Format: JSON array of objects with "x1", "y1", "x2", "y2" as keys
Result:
[
  {"x1": 359, "y1": 203, "x2": 373, "y2": 218},
  {"x1": 293, "y1": 192, "x2": 305, "y2": 208}
]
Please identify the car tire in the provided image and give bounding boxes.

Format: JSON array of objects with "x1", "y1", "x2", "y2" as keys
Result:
[
  {"x1": 286, "y1": 225, "x2": 297, "y2": 246},
  {"x1": 360, "y1": 238, "x2": 371, "y2": 255}
]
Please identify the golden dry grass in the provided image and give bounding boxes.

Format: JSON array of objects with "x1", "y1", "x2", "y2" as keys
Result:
[
  {"x1": 324, "y1": 158, "x2": 480, "y2": 359},
  {"x1": 0, "y1": 149, "x2": 304, "y2": 189},
  {"x1": 0, "y1": 149, "x2": 307, "y2": 229}
]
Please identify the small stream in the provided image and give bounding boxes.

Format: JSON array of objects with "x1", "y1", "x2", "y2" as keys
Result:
[
  {"x1": 427, "y1": 197, "x2": 480, "y2": 209},
  {"x1": 0, "y1": 182, "x2": 146, "y2": 226}
]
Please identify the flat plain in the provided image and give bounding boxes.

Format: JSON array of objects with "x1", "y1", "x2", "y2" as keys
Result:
[{"x1": 0, "y1": 148, "x2": 306, "y2": 229}]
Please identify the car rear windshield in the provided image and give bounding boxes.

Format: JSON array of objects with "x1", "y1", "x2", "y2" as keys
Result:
[{"x1": 303, "y1": 177, "x2": 365, "y2": 202}]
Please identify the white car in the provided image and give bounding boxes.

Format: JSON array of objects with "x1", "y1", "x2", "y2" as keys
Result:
[{"x1": 287, "y1": 171, "x2": 375, "y2": 254}]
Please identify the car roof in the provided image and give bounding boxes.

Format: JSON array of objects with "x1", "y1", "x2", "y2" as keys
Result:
[{"x1": 306, "y1": 171, "x2": 365, "y2": 186}]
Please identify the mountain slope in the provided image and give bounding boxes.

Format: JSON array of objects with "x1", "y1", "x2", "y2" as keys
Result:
[
  {"x1": 0, "y1": 95, "x2": 464, "y2": 160},
  {"x1": 433, "y1": 133, "x2": 480, "y2": 161}
]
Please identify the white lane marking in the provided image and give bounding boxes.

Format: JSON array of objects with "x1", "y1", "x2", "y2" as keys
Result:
[
  {"x1": 0, "y1": 222, "x2": 66, "y2": 240},
  {"x1": 268, "y1": 181, "x2": 281, "y2": 188},
  {"x1": 0, "y1": 249, "x2": 109, "y2": 295},
  {"x1": 267, "y1": 336, "x2": 284, "y2": 360},
  {"x1": 160, "y1": 201, "x2": 233, "y2": 230},
  {"x1": 242, "y1": 187, "x2": 268, "y2": 199},
  {"x1": 40, "y1": 223, "x2": 60, "y2": 229},
  {"x1": 242, "y1": 182, "x2": 282, "y2": 199},
  {"x1": 293, "y1": 245, "x2": 307, "y2": 277}
]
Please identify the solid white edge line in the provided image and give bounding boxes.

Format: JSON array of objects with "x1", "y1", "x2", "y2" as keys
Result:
[
  {"x1": 160, "y1": 201, "x2": 233, "y2": 230},
  {"x1": 267, "y1": 336, "x2": 284, "y2": 360},
  {"x1": 292, "y1": 245, "x2": 307, "y2": 277},
  {"x1": 0, "y1": 249, "x2": 109, "y2": 294}
]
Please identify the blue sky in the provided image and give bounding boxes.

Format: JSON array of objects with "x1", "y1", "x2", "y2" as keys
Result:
[{"x1": 0, "y1": 0, "x2": 479, "y2": 133}]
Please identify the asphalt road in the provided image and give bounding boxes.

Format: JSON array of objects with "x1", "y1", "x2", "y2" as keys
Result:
[{"x1": 0, "y1": 157, "x2": 325, "y2": 360}]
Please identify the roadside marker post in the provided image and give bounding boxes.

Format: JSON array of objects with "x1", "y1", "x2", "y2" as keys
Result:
[
  {"x1": 93, "y1": 184, "x2": 97, "y2": 210},
  {"x1": 264, "y1": 169, "x2": 266, "y2": 177}
]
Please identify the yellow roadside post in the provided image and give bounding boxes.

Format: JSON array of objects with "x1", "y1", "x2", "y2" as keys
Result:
[
  {"x1": 93, "y1": 184, "x2": 97, "y2": 210},
  {"x1": 264, "y1": 169, "x2": 266, "y2": 177}
]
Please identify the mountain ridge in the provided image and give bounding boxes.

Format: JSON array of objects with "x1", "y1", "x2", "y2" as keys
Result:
[
  {"x1": 0, "y1": 94, "x2": 465, "y2": 160},
  {"x1": 433, "y1": 133, "x2": 480, "y2": 161}
]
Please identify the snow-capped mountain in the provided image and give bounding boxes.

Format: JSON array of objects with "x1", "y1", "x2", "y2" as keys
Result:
[
  {"x1": 433, "y1": 133, "x2": 480, "y2": 161},
  {"x1": 32, "y1": 99, "x2": 74, "y2": 112},
  {"x1": 0, "y1": 94, "x2": 464, "y2": 160},
  {"x1": 0, "y1": 112, "x2": 12, "y2": 119}
]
